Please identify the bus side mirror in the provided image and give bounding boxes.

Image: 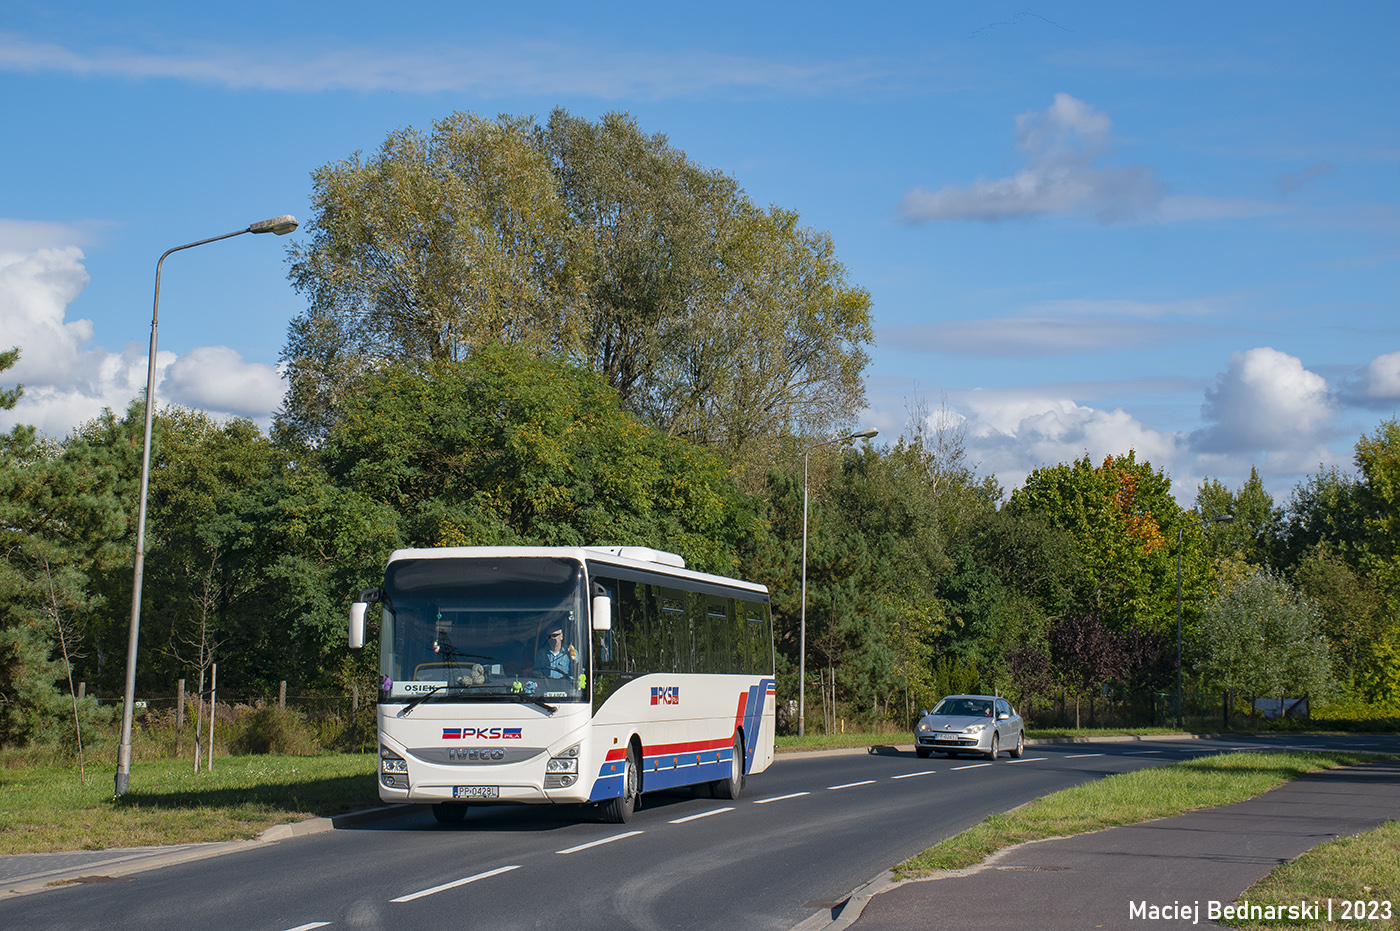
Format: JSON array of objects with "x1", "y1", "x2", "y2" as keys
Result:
[
  {"x1": 591, "y1": 594, "x2": 612, "y2": 631},
  {"x1": 349, "y1": 602, "x2": 367, "y2": 649}
]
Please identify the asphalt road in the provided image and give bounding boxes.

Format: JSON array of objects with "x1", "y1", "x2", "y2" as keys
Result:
[{"x1": 2, "y1": 734, "x2": 1395, "y2": 931}]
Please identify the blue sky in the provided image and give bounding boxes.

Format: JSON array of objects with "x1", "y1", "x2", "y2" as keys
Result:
[{"x1": 2, "y1": 2, "x2": 1396, "y2": 505}]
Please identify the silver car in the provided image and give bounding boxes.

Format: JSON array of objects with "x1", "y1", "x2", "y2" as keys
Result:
[{"x1": 915, "y1": 694, "x2": 1024, "y2": 760}]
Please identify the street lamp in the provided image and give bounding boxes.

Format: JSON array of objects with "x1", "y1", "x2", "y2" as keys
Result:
[
  {"x1": 1175, "y1": 512, "x2": 1234, "y2": 728},
  {"x1": 115, "y1": 215, "x2": 298, "y2": 797},
  {"x1": 799, "y1": 426, "x2": 878, "y2": 737}
]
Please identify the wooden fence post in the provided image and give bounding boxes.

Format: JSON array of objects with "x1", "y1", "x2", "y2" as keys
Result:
[
  {"x1": 176, "y1": 679, "x2": 185, "y2": 756},
  {"x1": 279, "y1": 680, "x2": 287, "y2": 710}
]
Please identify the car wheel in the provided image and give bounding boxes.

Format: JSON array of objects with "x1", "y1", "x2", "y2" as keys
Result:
[
  {"x1": 984, "y1": 732, "x2": 999, "y2": 761},
  {"x1": 431, "y1": 803, "x2": 467, "y2": 823},
  {"x1": 600, "y1": 744, "x2": 639, "y2": 823},
  {"x1": 1010, "y1": 731, "x2": 1024, "y2": 758},
  {"x1": 915, "y1": 746, "x2": 931, "y2": 759},
  {"x1": 712, "y1": 732, "x2": 745, "y2": 799}
]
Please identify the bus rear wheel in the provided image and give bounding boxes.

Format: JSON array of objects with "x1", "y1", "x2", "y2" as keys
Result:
[
  {"x1": 711, "y1": 733, "x2": 745, "y2": 799},
  {"x1": 600, "y1": 745, "x2": 639, "y2": 823}
]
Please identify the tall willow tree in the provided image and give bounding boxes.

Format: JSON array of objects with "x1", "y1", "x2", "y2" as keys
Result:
[{"x1": 280, "y1": 109, "x2": 872, "y2": 478}]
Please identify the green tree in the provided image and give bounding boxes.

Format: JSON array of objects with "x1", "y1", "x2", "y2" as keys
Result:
[
  {"x1": 1004, "y1": 452, "x2": 1190, "y2": 636},
  {"x1": 282, "y1": 109, "x2": 873, "y2": 478},
  {"x1": 322, "y1": 343, "x2": 761, "y2": 576},
  {"x1": 1197, "y1": 567, "x2": 1333, "y2": 705},
  {"x1": 0, "y1": 350, "x2": 125, "y2": 746},
  {"x1": 1194, "y1": 467, "x2": 1283, "y2": 566}
]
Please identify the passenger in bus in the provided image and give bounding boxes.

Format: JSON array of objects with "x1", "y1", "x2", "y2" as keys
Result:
[{"x1": 534, "y1": 624, "x2": 577, "y2": 678}]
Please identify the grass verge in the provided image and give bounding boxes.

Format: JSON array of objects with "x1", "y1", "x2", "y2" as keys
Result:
[
  {"x1": 1221, "y1": 819, "x2": 1400, "y2": 930},
  {"x1": 0, "y1": 754, "x2": 377, "y2": 855},
  {"x1": 895, "y1": 751, "x2": 1386, "y2": 878}
]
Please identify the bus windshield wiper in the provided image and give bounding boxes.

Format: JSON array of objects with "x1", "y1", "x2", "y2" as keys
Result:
[
  {"x1": 397, "y1": 686, "x2": 448, "y2": 716},
  {"x1": 519, "y1": 696, "x2": 557, "y2": 715}
]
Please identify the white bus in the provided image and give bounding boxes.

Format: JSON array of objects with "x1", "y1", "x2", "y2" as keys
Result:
[{"x1": 349, "y1": 545, "x2": 776, "y2": 823}]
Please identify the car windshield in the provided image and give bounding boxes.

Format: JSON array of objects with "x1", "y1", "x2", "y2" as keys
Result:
[
  {"x1": 931, "y1": 697, "x2": 993, "y2": 717},
  {"x1": 377, "y1": 556, "x2": 588, "y2": 704}
]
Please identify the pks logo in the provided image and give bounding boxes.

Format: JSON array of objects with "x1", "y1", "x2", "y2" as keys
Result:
[
  {"x1": 650, "y1": 686, "x2": 680, "y2": 706},
  {"x1": 442, "y1": 727, "x2": 523, "y2": 740}
]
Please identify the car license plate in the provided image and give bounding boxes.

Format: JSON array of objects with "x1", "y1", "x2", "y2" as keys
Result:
[
  {"x1": 453, "y1": 786, "x2": 498, "y2": 799},
  {"x1": 935, "y1": 733, "x2": 957, "y2": 741}
]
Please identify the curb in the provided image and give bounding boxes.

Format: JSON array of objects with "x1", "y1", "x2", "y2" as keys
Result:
[{"x1": 256, "y1": 803, "x2": 427, "y2": 841}]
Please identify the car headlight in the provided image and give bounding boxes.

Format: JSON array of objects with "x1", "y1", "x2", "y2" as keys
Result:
[
  {"x1": 963, "y1": 723, "x2": 986, "y2": 734},
  {"x1": 918, "y1": 722, "x2": 931, "y2": 733}
]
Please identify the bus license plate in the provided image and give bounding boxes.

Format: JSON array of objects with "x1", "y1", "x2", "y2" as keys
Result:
[{"x1": 453, "y1": 786, "x2": 498, "y2": 799}]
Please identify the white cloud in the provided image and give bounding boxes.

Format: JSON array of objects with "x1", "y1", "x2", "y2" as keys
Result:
[
  {"x1": 1192, "y1": 347, "x2": 1334, "y2": 454},
  {"x1": 898, "y1": 93, "x2": 1165, "y2": 224},
  {"x1": 0, "y1": 30, "x2": 883, "y2": 100},
  {"x1": 1350, "y1": 350, "x2": 1400, "y2": 405},
  {"x1": 0, "y1": 237, "x2": 285, "y2": 437},
  {"x1": 163, "y1": 346, "x2": 284, "y2": 415},
  {"x1": 947, "y1": 390, "x2": 1184, "y2": 494},
  {"x1": 882, "y1": 296, "x2": 1239, "y2": 358}
]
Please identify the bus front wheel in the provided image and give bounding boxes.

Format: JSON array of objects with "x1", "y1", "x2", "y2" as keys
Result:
[
  {"x1": 600, "y1": 745, "x2": 639, "y2": 824},
  {"x1": 431, "y1": 803, "x2": 467, "y2": 823}
]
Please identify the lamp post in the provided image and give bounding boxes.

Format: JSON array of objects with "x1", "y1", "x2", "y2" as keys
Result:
[
  {"x1": 115, "y1": 215, "x2": 298, "y2": 798},
  {"x1": 799, "y1": 426, "x2": 878, "y2": 737},
  {"x1": 1175, "y1": 512, "x2": 1233, "y2": 728}
]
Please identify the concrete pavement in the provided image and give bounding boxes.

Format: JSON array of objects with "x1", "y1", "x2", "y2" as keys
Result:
[{"x1": 827, "y1": 759, "x2": 1400, "y2": 930}]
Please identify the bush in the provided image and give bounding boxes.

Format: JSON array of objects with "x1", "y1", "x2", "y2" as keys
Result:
[{"x1": 228, "y1": 704, "x2": 317, "y2": 756}]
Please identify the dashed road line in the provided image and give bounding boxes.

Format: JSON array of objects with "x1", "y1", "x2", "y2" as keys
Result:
[
  {"x1": 891, "y1": 770, "x2": 937, "y2": 779},
  {"x1": 1004, "y1": 757, "x2": 1048, "y2": 764},
  {"x1": 391, "y1": 865, "x2": 522, "y2": 903},
  {"x1": 951, "y1": 763, "x2": 992, "y2": 771},
  {"x1": 1065, "y1": 753, "x2": 1103, "y2": 758},
  {"x1": 555, "y1": 831, "x2": 644, "y2": 854},
  {"x1": 828, "y1": 780, "x2": 876, "y2": 790},
  {"x1": 284, "y1": 924, "x2": 331, "y2": 931},
  {"x1": 1124, "y1": 750, "x2": 1163, "y2": 755},
  {"x1": 669, "y1": 807, "x2": 734, "y2": 824},
  {"x1": 755, "y1": 792, "x2": 811, "y2": 804}
]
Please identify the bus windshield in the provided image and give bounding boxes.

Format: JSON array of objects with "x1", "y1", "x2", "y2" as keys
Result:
[{"x1": 377, "y1": 556, "x2": 588, "y2": 705}]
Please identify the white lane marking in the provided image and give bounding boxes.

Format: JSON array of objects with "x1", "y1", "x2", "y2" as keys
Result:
[
  {"x1": 1227, "y1": 746, "x2": 1255, "y2": 751},
  {"x1": 1124, "y1": 750, "x2": 1163, "y2": 755},
  {"x1": 391, "y1": 865, "x2": 521, "y2": 903},
  {"x1": 284, "y1": 925, "x2": 331, "y2": 931},
  {"x1": 1005, "y1": 757, "x2": 1048, "y2": 764},
  {"x1": 952, "y1": 763, "x2": 992, "y2": 771},
  {"x1": 1065, "y1": 753, "x2": 1103, "y2": 759},
  {"x1": 891, "y1": 770, "x2": 937, "y2": 779},
  {"x1": 669, "y1": 807, "x2": 734, "y2": 824},
  {"x1": 755, "y1": 792, "x2": 810, "y2": 804},
  {"x1": 555, "y1": 831, "x2": 644, "y2": 854},
  {"x1": 828, "y1": 780, "x2": 876, "y2": 790}
]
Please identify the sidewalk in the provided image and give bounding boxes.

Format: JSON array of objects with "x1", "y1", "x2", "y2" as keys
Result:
[{"x1": 836, "y1": 759, "x2": 1400, "y2": 930}]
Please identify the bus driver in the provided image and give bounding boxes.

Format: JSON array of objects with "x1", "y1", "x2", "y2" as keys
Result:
[{"x1": 534, "y1": 623, "x2": 577, "y2": 679}]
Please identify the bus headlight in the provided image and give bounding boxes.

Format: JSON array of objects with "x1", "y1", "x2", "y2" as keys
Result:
[
  {"x1": 545, "y1": 744, "x2": 580, "y2": 788},
  {"x1": 381, "y1": 745, "x2": 408, "y2": 788}
]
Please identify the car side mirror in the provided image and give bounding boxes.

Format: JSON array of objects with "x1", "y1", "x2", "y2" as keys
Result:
[
  {"x1": 920, "y1": 710, "x2": 929, "y2": 718},
  {"x1": 997, "y1": 712, "x2": 1010, "y2": 721},
  {"x1": 591, "y1": 594, "x2": 612, "y2": 631}
]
